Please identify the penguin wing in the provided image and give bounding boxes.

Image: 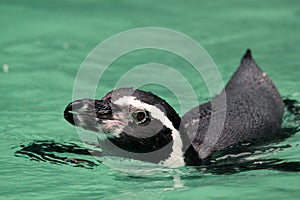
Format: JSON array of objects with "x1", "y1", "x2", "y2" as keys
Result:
[{"x1": 182, "y1": 49, "x2": 284, "y2": 159}]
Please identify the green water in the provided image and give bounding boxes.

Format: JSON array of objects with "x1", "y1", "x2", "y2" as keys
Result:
[{"x1": 1, "y1": 0, "x2": 300, "y2": 199}]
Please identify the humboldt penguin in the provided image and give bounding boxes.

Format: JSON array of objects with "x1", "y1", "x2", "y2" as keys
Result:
[{"x1": 64, "y1": 49, "x2": 284, "y2": 167}]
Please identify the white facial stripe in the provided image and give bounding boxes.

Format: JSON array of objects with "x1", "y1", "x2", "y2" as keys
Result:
[{"x1": 114, "y1": 96, "x2": 185, "y2": 168}]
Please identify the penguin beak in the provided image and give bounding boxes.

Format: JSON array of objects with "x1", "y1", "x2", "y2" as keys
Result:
[{"x1": 64, "y1": 99, "x2": 113, "y2": 131}]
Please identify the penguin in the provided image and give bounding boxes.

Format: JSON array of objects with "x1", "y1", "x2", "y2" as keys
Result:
[{"x1": 64, "y1": 49, "x2": 284, "y2": 167}]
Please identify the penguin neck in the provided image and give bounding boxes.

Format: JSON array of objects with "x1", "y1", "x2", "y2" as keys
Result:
[
  {"x1": 103, "y1": 119, "x2": 202, "y2": 167},
  {"x1": 107, "y1": 126, "x2": 174, "y2": 153},
  {"x1": 105, "y1": 126, "x2": 176, "y2": 165}
]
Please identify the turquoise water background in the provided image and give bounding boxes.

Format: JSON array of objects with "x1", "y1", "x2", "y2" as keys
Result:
[{"x1": 1, "y1": 0, "x2": 300, "y2": 199}]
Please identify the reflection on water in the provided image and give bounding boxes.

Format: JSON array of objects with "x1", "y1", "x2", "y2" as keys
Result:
[{"x1": 14, "y1": 141, "x2": 101, "y2": 169}]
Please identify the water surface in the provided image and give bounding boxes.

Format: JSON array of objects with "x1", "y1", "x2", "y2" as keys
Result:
[{"x1": 1, "y1": 0, "x2": 300, "y2": 199}]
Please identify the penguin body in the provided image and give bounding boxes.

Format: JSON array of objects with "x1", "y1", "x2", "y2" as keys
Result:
[
  {"x1": 64, "y1": 50, "x2": 284, "y2": 167},
  {"x1": 182, "y1": 50, "x2": 284, "y2": 159}
]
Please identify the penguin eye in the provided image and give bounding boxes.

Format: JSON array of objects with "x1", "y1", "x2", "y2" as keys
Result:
[{"x1": 132, "y1": 110, "x2": 149, "y2": 124}]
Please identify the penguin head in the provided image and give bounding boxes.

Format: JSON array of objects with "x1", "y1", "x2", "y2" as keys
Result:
[{"x1": 64, "y1": 88, "x2": 188, "y2": 166}]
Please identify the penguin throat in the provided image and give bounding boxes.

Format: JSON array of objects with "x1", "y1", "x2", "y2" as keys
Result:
[
  {"x1": 103, "y1": 126, "x2": 186, "y2": 167},
  {"x1": 108, "y1": 126, "x2": 173, "y2": 153}
]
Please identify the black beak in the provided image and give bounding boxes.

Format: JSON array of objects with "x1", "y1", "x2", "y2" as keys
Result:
[{"x1": 64, "y1": 99, "x2": 113, "y2": 127}]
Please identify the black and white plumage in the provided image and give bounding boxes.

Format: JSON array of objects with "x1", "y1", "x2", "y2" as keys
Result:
[{"x1": 64, "y1": 49, "x2": 284, "y2": 167}]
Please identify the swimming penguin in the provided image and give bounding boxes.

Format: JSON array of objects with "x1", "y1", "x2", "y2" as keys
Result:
[{"x1": 64, "y1": 49, "x2": 284, "y2": 167}]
